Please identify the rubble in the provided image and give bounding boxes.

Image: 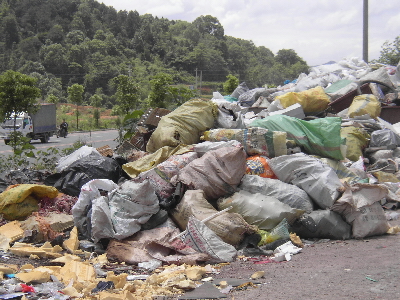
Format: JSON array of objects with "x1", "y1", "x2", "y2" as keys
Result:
[{"x1": 0, "y1": 57, "x2": 400, "y2": 299}]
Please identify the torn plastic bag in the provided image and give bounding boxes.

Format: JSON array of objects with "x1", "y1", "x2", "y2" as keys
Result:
[
  {"x1": 290, "y1": 210, "x2": 352, "y2": 240},
  {"x1": 193, "y1": 140, "x2": 242, "y2": 157},
  {"x1": 215, "y1": 102, "x2": 246, "y2": 129},
  {"x1": 171, "y1": 146, "x2": 247, "y2": 202},
  {"x1": 250, "y1": 115, "x2": 345, "y2": 160},
  {"x1": 106, "y1": 226, "x2": 209, "y2": 265},
  {"x1": 45, "y1": 153, "x2": 124, "y2": 197},
  {"x1": 238, "y1": 88, "x2": 269, "y2": 107},
  {"x1": 91, "y1": 180, "x2": 159, "y2": 242},
  {"x1": 146, "y1": 99, "x2": 217, "y2": 153},
  {"x1": 275, "y1": 86, "x2": 331, "y2": 113},
  {"x1": 171, "y1": 190, "x2": 257, "y2": 246},
  {"x1": 218, "y1": 190, "x2": 304, "y2": 231},
  {"x1": 202, "y1": 127, "x2": 287, "y2": 158},
  {"x1": 180, "y1": 216, "x2": 238, "y2": 263},
  {"x1": 72, "y1": 179, "x2": 118, "y2": 240},
  {"x1": 231, "y1": 82, "x2": 249, "y2": 99},
  {"x1": 318, "y1": 157, "x2": 367, "y2": 184},
  {"x1": 268, "y1": 153, "x2": 344, "y2": 209},
  {"x1": 369, "y1": 128, "x2": 400, "y2": 148},
  {"x1": 0, "y1": 184, "x2": 58, "y2": 220},
  {"x1": 132, "y1": 152, "x2": 198, "y2": 209},
  {"x1": 239, "y1": 175, "x2": 314, "y2": 213},
  {"x1": 56, "y1": 146, "x2": 102, "y2": 173},
  {"x1": 72, "y1": 179, "x2": 159, "y2": 243},
  {"x1": 331, "y1": 182, "x2": 390, "y2": 239}
]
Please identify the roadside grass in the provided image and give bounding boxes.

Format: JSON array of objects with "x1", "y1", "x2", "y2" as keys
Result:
[{"x1": 56, "y1": 103, "x2": 120, "y2": 132}]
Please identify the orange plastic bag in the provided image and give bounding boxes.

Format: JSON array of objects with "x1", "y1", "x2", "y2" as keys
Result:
[{"x1": 246, "y1": 155, "x2": 278, "y2": 179}]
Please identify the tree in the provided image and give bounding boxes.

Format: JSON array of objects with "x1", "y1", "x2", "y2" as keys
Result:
[
  {"x1": 90, "y1": 93, "x2": 102, "y2": 127},
  {"x1": 148, "y1": 73, "x2": 173, "y2": 108},
  {"x1": 0, "y1": 70, "x2": 41, "y2": 151},
  {"x1": 223, "y1": 74, "x2": 239, "y2": 95},
  {"x1": 111, "y1": 75, "x2": 140, "y2": 114},
  {"x1": 67, "y1": 83, "x2": 84, "y2": 130},
  {"x1": 193, "y1": 15, "x2": 224, "y2": 39},
  {"x1": 275, "y1": 49, "x2": 306, "y2": 66},
  {"x1": 376, "y1": 36, "x2": 400, "y2": 66}
]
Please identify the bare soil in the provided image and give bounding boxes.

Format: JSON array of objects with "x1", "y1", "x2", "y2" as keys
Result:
[{"x1": 214, "y1": 217, "x2": 400, "y2": 300}]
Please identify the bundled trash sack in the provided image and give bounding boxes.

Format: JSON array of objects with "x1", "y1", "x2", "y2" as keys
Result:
[
  {"x1": 369, "y1": 128, "x2": 400, "y2": 149},
  {"x1": 348, "y1": 94, "x2": 381, "y2": 119},
  {"x1": 193, "y1": 140, "x2": 242, "y2": 157},
  {"x1": 171, "y1": 146, "x2": 247, "y2": 202},
  {"x1": 250, "y1": 115, "x2": 345, "y2": 160},
  {"x1": 180, "y1": 215, "x2": 238, "y2": 263},
  {"x1": 202, "y1": 127, "x2": 287, "y2": 158},
  {"x1": 331, "y1": 182, "x2": 390, "y2": 239},
  {"x1": 45, "y1": 153, "x2": 125, "y2": 197},
  {"x1": 146, "y1": 99, "x2": 218, "y2": 153},
  {"x1": 268, "y1": 153, "x2": 344, "y2": 209},
  {"x1": 171, "y1": 189, "x2": 257, "y2": 246},
  {"x1": 132, "y1": 152, "x2": 198, "y2": 209},
  {"x1": 218, "y1": 190, "x2": 304, "y2": 231},
  {"x1": 245, "y1": 155, "x2": 278, "y2": 178},
  {"x1": 340, "y1": 126, "x2": 370, "y2": 162},
  {"x1": 275, "y1": 86, "x2": 331, "y2": 114},
  {"x1": 72, "y1": 179, "x2": 159, "y2": 243},
  {"x1": 290, "y1": 210, "x2": 352, "y2": 240},
  {"x1": 0, "y1": 184, "x2": 58, "y2": 220},
  {"x1": 239, "y1": 175, "x2": 314, "y2": 213}
]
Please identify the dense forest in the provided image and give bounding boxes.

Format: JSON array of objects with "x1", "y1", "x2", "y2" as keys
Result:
[{"x1": 0, "y1": 0, "x2": 309, "y2": 108}]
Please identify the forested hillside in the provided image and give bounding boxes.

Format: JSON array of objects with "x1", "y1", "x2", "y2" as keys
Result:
[{"x1": 0, "y1": 0, "x2": 309, "y2": 108}]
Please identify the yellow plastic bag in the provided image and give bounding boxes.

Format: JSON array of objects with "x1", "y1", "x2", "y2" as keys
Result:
[
  {"x1": 0, "y1": 184, "x2": 58, "y2": 220},
  {"x1": 122, "y1": 144, "x2": 192, "y2": 178},
  {"x1": 348, "y1": 94, "x2": 381, "y2": 118},
  {"x1": 276, "y1": 86, "x2": 331, "y2": 113},
  {"x1": 341, "y1": 126, "x2": 370, "y2": 162}
]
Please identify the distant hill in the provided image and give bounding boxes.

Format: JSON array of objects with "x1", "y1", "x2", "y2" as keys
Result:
[{"x1": 0, "y1": 0, "x2": 308, "y2": 106}]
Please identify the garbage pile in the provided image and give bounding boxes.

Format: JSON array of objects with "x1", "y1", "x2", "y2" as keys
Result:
[{"x1": 1, "y1": 57, "x2": 400, "y2": 299}]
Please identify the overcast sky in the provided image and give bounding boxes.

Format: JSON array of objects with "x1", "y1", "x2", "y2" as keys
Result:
[{"x1": 100, "y1": 0, "x2": 399, "y2": 67}]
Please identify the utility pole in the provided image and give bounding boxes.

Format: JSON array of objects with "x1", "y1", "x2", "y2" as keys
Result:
[
  {"x1": 363, "y1": 0, "x2": 368, "y2": 62},
  {"x1": 195, "y1": 68, "x2": 198, "y2": 90},
  {"x1": 200, "y1": 70, "x2": 202, "y2": 96}
]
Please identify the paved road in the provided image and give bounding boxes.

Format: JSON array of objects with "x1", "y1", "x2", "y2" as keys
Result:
[{"x1": 0, "y1": 129, "x2": 120, "y2": 154}]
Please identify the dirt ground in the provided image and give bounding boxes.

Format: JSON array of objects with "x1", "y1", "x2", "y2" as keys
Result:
[{"x1": 214, "y1": 217, "x2": 400, "y2": 300}]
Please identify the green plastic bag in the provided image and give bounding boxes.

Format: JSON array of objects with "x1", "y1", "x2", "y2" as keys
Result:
[{"x1": 250, "y1": 115, "x2": 345, "y2": 160}]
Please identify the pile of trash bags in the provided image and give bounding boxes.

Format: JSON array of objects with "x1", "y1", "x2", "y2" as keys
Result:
[{"x1": 1, "y1": 57, "x2": 400, "y2": 299}]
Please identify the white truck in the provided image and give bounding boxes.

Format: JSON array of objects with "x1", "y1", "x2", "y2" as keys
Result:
[{"x1": 0, "y1": 103, "x2": 57, "y2": 145}]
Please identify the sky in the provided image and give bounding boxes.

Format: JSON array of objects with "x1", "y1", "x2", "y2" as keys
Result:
[{"x1": 100, "y1": 0, "x2": 400, "y2": 67}]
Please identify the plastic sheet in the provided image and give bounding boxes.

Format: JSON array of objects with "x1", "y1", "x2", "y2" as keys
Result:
[{"x1": 45, "y1": 154, "x2": 124, "y2": 197}]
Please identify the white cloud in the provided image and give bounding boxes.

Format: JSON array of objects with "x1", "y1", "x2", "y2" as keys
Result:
[{"x1": 100, "y1": 0, "x2": 400, "y2": 66}]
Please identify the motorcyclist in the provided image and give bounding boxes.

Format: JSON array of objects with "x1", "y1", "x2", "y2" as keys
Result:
[{"x1": 60, "y1": 119, "x2": 68, "y2": 137}]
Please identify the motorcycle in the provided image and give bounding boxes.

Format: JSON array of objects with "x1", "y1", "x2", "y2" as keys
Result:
[{"x1": 57, "y1": 125, "x2": 68, "y2": 138}]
